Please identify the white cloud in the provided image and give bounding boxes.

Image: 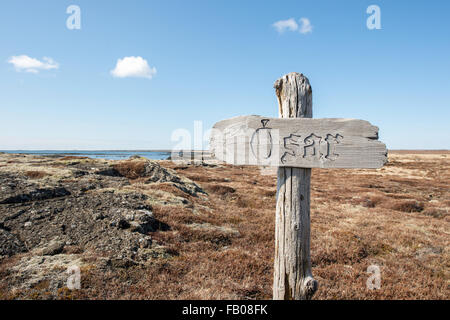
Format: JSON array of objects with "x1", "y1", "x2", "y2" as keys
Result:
[
  {"x1": 272, "y1": 17, "x2": 313, "y2": 34},
  {"x1": 8, "y1": 55, "x2": 59, "y2": 73},
  {"x1": 111, "y1": 56, "x2": 156, "y2": 79},
  {"x1": 272, "y1": 18, "x2": 298, "y2": 33},
  {"x1": 299, "y1": 18, "x2": 313, "y2": 34}
]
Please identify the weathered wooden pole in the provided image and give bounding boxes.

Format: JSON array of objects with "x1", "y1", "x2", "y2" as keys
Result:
[
  {"x1": 273, "y1": 72, "x2": 318, "y2": 300},
  {"x1": 210, "y1": 72, "x2": 387, "y2": 299}
]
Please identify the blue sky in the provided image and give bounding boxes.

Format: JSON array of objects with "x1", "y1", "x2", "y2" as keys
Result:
[{"x1": 1, "y1": 0, "x2": 449, "y2": 150}]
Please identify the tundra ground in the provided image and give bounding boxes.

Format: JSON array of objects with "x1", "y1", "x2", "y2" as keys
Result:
[{"x1": 0, "y1": 151, "x2": 448, "y2": 299}]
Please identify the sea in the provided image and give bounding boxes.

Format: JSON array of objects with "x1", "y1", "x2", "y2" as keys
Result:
[{"x1": 0, "y1": 150, "x2": 172, "y2": 160}]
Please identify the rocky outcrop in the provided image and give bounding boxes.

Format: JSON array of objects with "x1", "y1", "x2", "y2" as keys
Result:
[
  {"x1": 0, "y1": 228, "x2": 27, "y2": 257},
  {"x1": 0, "y1": 187, "x2": 70, "y2": 204},
  {"x1": 0, "y1": 153, "x2": 210, "y2": 298},
  {"x1": 0, "y1": 155, "x2": 202, "y2": 265},
  {"x1": 112, "y1": 159, "x2": 206, "y2": 196}
]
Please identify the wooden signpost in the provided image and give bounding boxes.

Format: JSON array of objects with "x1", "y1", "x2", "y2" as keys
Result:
[{"x1": 210, "y1": 72, "x2": 387, "y2": 300}]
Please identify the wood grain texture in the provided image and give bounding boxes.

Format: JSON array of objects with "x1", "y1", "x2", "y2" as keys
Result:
[
  {"x1": 210, "y1": 115, "x2": 387, "y2": 169},
  {"x1": 273, "y1": 72, "x2": 317, "y2": 300}
]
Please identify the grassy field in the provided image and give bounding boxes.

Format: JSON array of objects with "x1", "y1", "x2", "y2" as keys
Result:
[
  {"x1": 148, "y1": 151, "x2": 449, "y2": 299},
  {"x1": 0, "y1": 151, "x2": 448, "y2": 299}
]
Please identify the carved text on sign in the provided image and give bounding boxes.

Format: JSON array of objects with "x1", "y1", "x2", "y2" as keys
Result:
[
  {"x1": 250, "y1": 119, "x2": 273, "y2": 160},
  {"x1": 281, "y1": 133, "x2": 343, "y2": 163},
  {"x1": 210, "y1": 115, "x2": 388, "y2": 168}
]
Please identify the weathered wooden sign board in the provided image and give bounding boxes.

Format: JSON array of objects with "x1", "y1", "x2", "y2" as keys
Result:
[
  {"x1": 209, "y1": 72, "x2": 388, "y2": 300},
  {"x1": 210, "y1": 115, "x2": 387, "y2": 168}
]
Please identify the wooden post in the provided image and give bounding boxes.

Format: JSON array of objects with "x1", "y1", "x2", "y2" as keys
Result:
[
  {"x1": 210, "y1": 72, "x2": 387, "y2": 299},
  {"x1": 273, "y1": 72, "x2": 318, "y2": 300}
]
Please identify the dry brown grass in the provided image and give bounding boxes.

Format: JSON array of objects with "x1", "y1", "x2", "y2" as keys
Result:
[
  {"x1": 389, "y1": 200, "x2": 424, "y2": 213},
  {"x1": 205, "y1": 184, "x2": 236, "y2": 196},
  {"x1": 72, "y1": 152, "x2": 447, "y2": 299},
  {"x1": 113, "y1": 160, "x2": 147, "y2": 179},
  {"x1": 2, "y1": 152, "x2": 448, "y2": 300},
  {"x1": 24, "y1": 170, "x2": 48, "y2": 179},
  {"x1": 183, "y1": 173, "x2": 230, "y2": 183}
]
